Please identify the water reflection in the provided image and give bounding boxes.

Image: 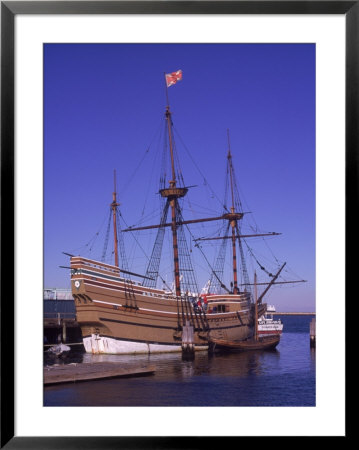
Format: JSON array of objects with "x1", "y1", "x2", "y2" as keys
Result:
[{"x1": 44, "y1": 346, "x2": 280, "y2": 381}]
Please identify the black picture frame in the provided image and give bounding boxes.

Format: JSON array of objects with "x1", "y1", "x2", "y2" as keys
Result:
[{"x1": 1, "y1": 1, "x2": 352, "y2": 447}]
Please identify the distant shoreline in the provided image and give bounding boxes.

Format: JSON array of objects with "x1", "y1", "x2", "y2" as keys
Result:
[{"x1": 275, "y1": 312, "x2": 316, "y2": 316}]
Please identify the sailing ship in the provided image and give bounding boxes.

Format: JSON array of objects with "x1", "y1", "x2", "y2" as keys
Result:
[{"x1": 68, "y1": 72, "x2": 300, "y2": 354}]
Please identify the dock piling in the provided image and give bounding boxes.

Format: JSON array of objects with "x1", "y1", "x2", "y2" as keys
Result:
[
  {"x1": 182, "y1": 320, "x2": 194, "y2": 356},
  {"x1": 310, "y1": 318, "x2": 316, "y2": 347},
  {"x1": 62, "y1": 321, "x2": 67, "y2": 343}
]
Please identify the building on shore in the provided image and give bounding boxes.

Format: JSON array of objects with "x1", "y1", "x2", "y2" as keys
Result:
[
  {"x1": 44, "y1": 288, "x2": 82, "y2": 345},
  {"x1": 44, "y1": 288, "x2": 73, "y2": 300}
]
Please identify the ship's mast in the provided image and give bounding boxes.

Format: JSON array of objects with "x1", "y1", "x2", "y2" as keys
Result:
[
  {"x1": 227, "y1": 130, "x2": 240, "y2": 294},
  {"x1": 123, "y1": 81, "x2": 247, "y2": 296},
  {"x1": 160, "y1": 89, "x2": 188, "y2": 297},
  {"x1": 167, "y1": 106, "x2": 180, "y2": 296},
  {"x1": 111, "y1": 169, "x2": 120, "y2": 267},
  {"x1": 254, "y1": 271, "x2": 258, "y2": 341}
]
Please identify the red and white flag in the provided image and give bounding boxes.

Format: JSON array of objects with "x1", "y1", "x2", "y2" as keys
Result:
[{"x1": 165, "y1": 70, "x2": 182, "y2": 87}]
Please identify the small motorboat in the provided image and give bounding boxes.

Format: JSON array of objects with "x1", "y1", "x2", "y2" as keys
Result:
[{"x1": 258, "y1": 305, "x2": 284, "y2": 337}]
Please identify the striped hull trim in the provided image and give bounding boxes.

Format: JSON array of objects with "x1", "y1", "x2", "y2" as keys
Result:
[{"x1": 98, "y1": 315, "x2": 247, "y2": 332}]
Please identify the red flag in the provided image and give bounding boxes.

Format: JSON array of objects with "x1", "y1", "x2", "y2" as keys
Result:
[{"x1": 165, "y1": 70, "x2": 182, "y2": 87}]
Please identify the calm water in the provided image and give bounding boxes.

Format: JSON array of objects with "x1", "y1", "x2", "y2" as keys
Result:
[{"x1": 44, "y1": 315, "x2": 315, "y2": 407}]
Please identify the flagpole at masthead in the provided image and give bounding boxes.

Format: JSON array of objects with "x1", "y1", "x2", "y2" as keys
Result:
[{"x1": 164, "y1": 72, "x2": 170, "y2": 109}]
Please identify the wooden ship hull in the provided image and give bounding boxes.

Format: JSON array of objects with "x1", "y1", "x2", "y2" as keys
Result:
[{"x1": 71, "y1": 256, "x2": 266, "y2": 354}]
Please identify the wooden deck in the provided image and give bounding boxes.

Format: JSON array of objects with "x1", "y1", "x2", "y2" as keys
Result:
[{"x1": 44, "y1": 362, "x2": 155, "y2": 385}]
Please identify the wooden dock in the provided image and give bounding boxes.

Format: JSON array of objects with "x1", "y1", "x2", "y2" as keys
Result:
[{"x1": 44, "y1": 362, "x2": 155, "y2": 385}]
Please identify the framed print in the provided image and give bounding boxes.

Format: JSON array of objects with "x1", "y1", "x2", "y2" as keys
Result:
[{"x1": 1, "y1": 1, "x2": 353, "y2": 447}]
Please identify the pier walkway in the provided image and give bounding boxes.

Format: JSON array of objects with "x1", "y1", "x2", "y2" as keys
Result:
[{"x1": 44, "y1": 362, "x2": 155, "y2": 385}]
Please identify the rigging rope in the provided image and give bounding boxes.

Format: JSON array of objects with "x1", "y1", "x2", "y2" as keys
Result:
[
  {"x1": 119, "y1": 210, "x2": 172, "y2": 292},
  {"x1": 235, "y1": 224, "x2": 251, "y2": 292},
  {"x1": 183, "y1": 222, "x2": 230, "y2": 294},
  {"x1": 116, "y1": 209, "x2": 130, "y2": 273},
  {"x1": 175, "y1": 202, "x2": 199, "y2": 294},
  {"x1": 173, "y1": 126, "x2": 226, "y2": 209},
  {"x1": 121, "y1": 117, "x2": 163, "y2": 196},
  {"x1": 242, "y1": 238, "x2": 276, "y2": 278},
  {"x1": 208, "y1": 222, "x2": 230, "y2": 294},
  {"x1": 101, "y1": 209, "x2": 112, "y2": 262},
  {"x1": 143, "y1": 199, "x2": 169, "y2": 288}
]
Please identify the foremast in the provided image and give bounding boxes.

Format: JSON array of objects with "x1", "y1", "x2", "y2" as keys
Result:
[
  {"x1": 106, "y1": 169, "x2": 131, "y2": 277},
  {"x1": 111, "y1": 169, "x2": 120, "y2": 267}
]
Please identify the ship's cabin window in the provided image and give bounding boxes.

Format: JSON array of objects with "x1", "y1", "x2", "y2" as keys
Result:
[{"x1": 217, "y1": 304, "x2": 228, "y2": 313}]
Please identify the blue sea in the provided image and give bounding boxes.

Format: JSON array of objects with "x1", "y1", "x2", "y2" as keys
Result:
[{"x1": 44, "y1": 315, "x2": 315, "y2": 407}]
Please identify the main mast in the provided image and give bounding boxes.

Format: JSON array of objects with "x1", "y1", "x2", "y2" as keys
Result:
[
  {"x1": 123, "y1": 74, "x2": 257, "y2": 296},
  {"x1": 159, "y1": 83, "x2": 188, "y2": 297},
  {"x1": 227, "y1": 131, "x2": 242, "y2": 294}
]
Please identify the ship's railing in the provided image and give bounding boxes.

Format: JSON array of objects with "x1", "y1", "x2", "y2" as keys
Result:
[
  {"x1": 71, "y1": 256, "x2": 144, "y2": 286},
  {"x1": 44, "y1": 312, "x2": 76, "y2": 320},
  {"x1": 73, "y1": 266, "x2": 139, "y2": 286},
  {"x1": 141, "y1": 291, "x2": 177, "y2": 300},
  {"x1": 71, "y1": 256, "x2": 122, "y2": 274},
  {"x1": 71, "y1": 256, "x2": 166, "y2": 290}
]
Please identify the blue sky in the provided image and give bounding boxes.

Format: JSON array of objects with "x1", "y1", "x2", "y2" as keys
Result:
[{"x1": 44, "y1": 43, "x2": 315, "y2": 312}]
